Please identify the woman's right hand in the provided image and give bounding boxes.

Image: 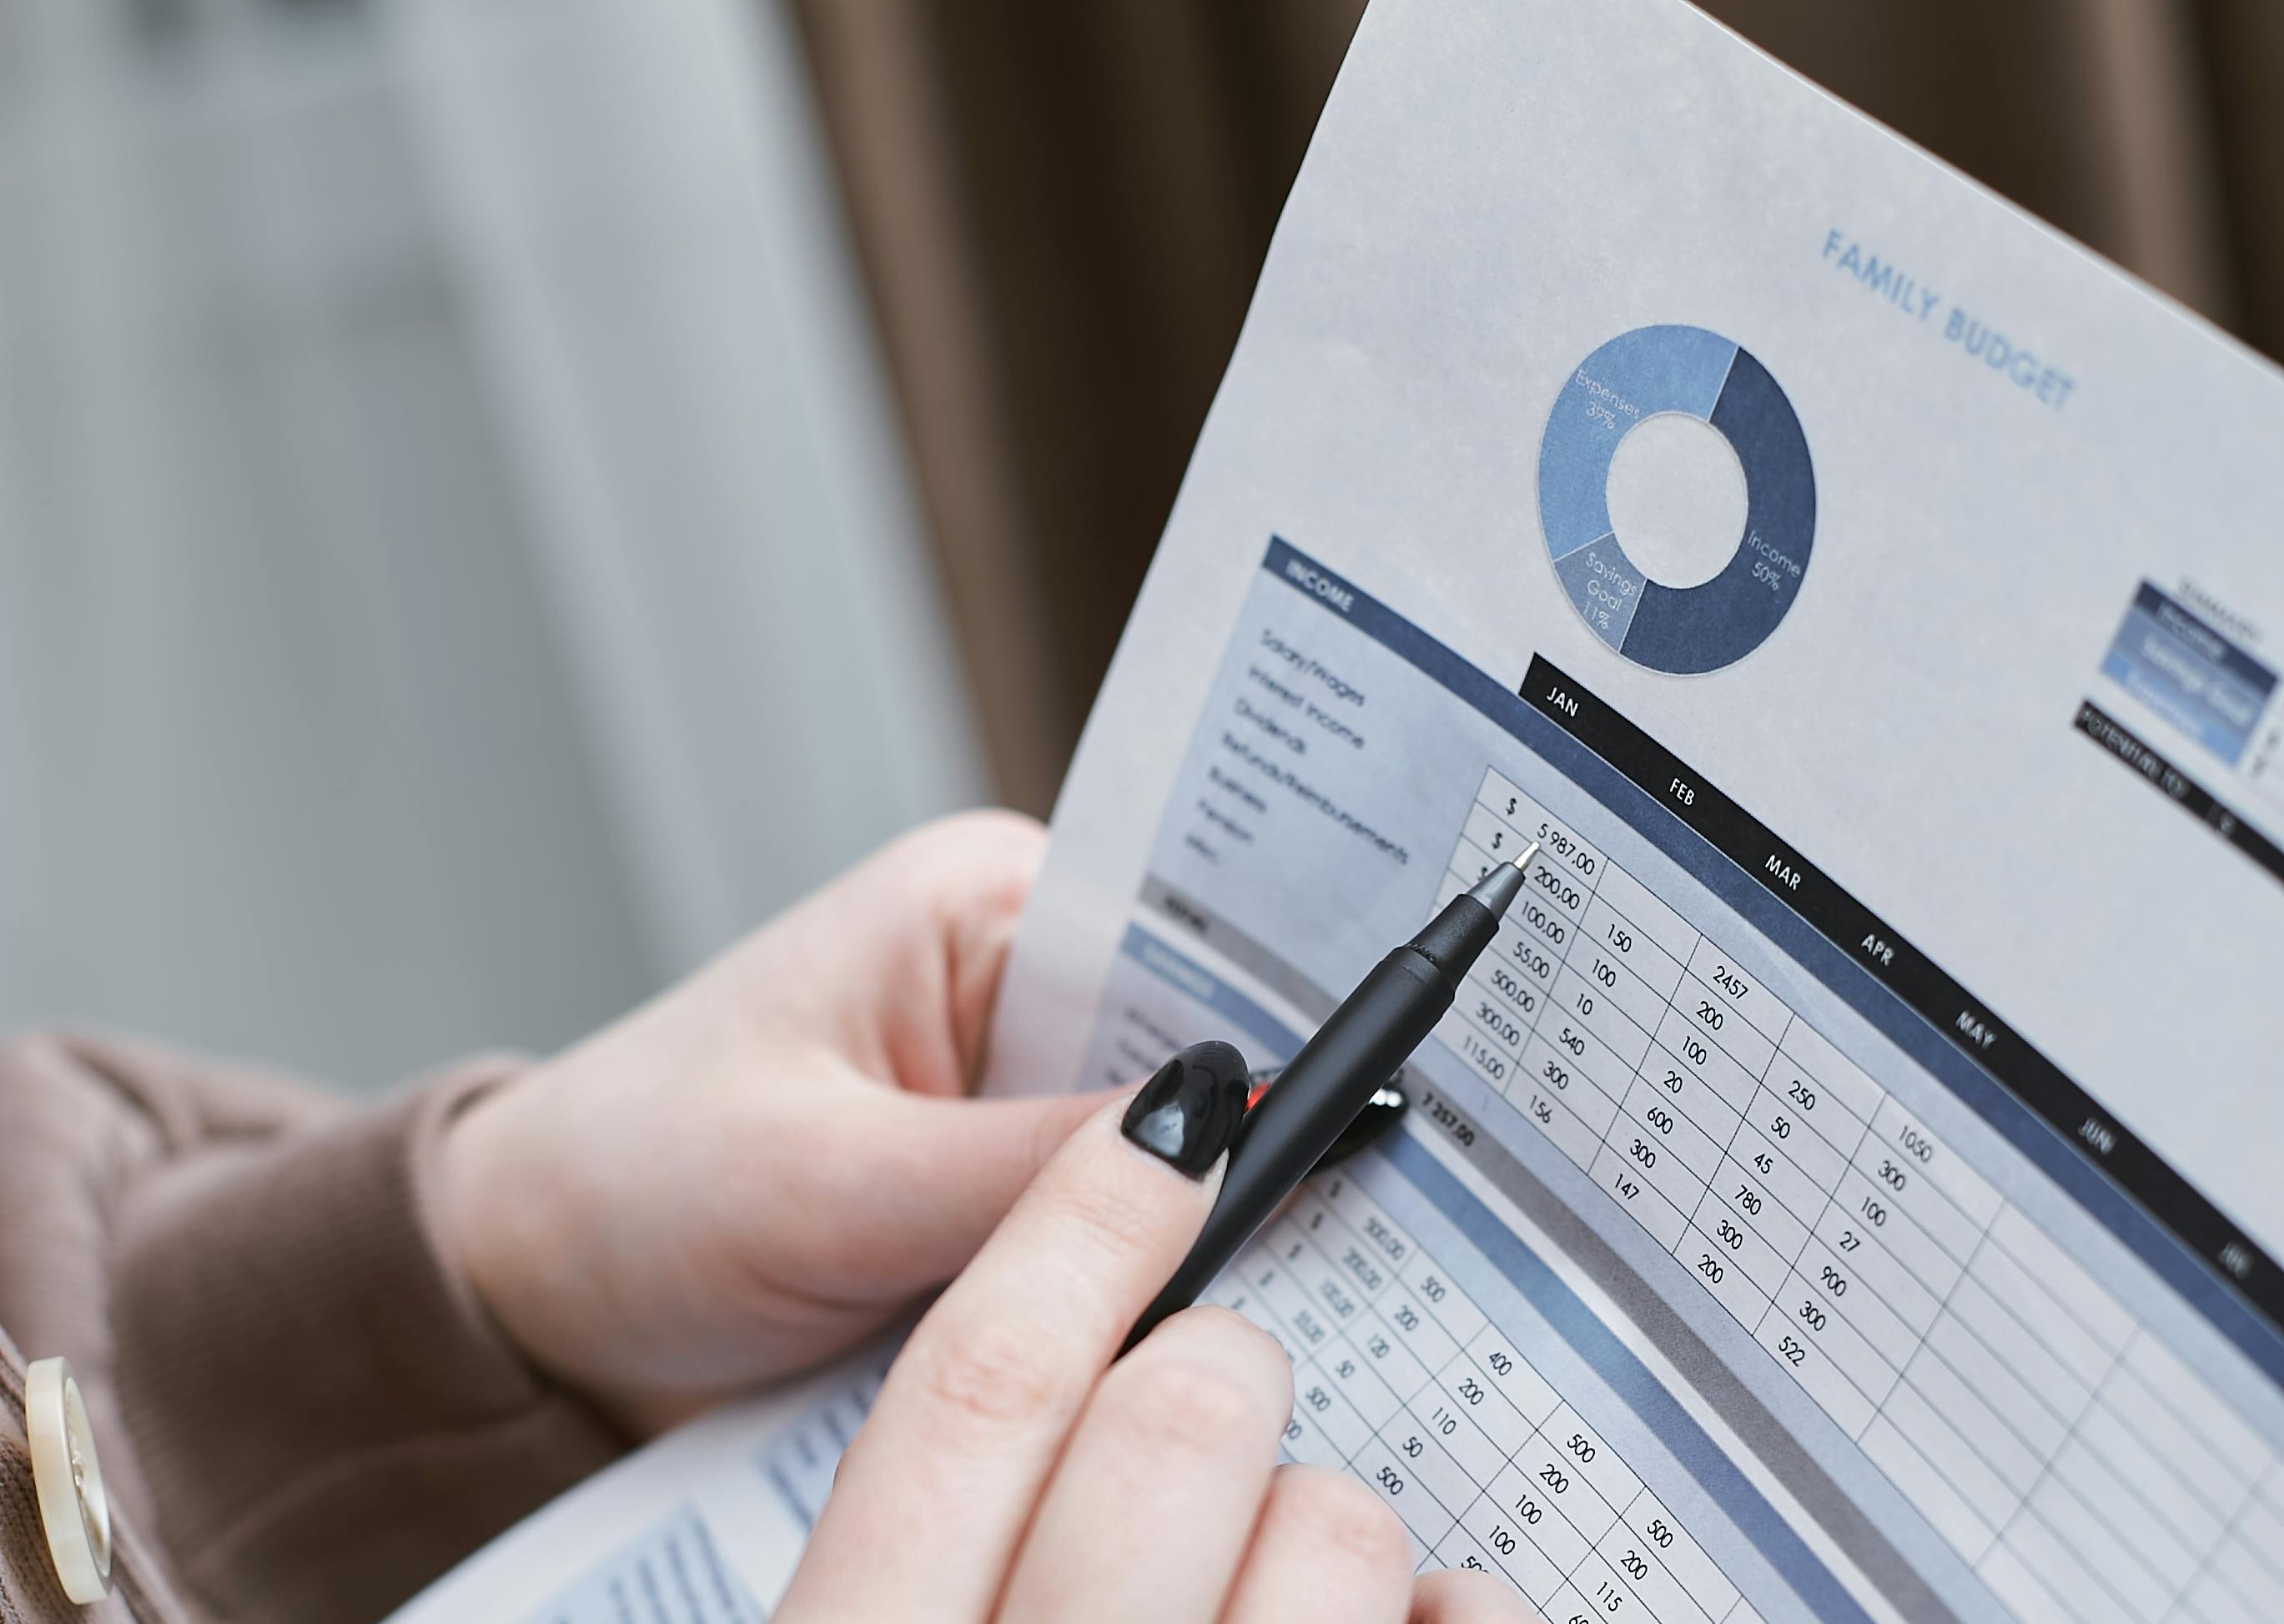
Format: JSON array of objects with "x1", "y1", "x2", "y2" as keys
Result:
[{"x1": 775, "y1": 1042, "x2": 1537, "y2": 1624}]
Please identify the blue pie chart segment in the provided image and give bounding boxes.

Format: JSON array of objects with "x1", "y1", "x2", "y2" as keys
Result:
[{"x1": 1538, "y1": 325, "x2": 1816, "y2": 675}]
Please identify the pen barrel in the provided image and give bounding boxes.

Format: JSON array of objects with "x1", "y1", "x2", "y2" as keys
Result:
[{"x1": 1127, "y1": 946, "x2": 1454, "y2": 1345}]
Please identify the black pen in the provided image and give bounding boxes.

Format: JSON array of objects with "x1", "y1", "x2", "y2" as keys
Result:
[{"x1": 1124, "y1": 839, "x2": 1541, "y2": 1351}]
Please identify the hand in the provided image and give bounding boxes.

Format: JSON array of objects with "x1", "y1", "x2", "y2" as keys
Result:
[
  {"x1": 777, "y1": 1053, "x2": 1535, "y2": 1624},
  {"x1": 441, "y1": 812, "x2": 1105, "y2": 1433}
]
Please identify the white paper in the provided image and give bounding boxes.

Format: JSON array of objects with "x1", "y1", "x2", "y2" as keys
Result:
[{"x1": 393, "y1": 3, "x2": 2284, "y2": 1620}]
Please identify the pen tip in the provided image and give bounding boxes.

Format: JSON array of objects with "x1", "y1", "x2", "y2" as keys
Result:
[{"x1": 1514, "y1": 839, "x2": 1540, "y2": 872}]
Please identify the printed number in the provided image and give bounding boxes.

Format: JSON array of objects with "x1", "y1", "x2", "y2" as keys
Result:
[
  {"x1": 1464, "y1": 1037, "x2": 1508, "y2": 1081},
  {"x1": 1512, "y1": 940, "x2": 1554, "y2": 980},
  {"x1": 1819, "y1": 1265, "x2": 1849, "y2": 1297},
  {"x1": 1401, "y1": 1435, "x2": 1424, "y2": 1459},
  {"x1": 1735, "y1": 1186, "x2": 1763, "y2": 1216},
  {"x1": 1530, "y1": 1094, "x2": 1555, "y2": 1126},
  {"x1": 1682, "y1": 1037, "x2": 1709, "y2": 1065},
  {"x1": 1490, "y1": 967, "x2": 1538, "y2": 1012},
  {"x1": 1753, "y1": 1152, "x2": 1773, "y2": 1176},
  {"x1": 1540, "y1": 1466, "x2": 1570, "y2": 1493},
  {"x1": 1629, "y1": 1139, "x2": 1658, "y2": 1169},
  {"x1": 1861, "y1": 1196, "x2": 1889, "y2": 1228},
  {"x1": 1559, "y1": 1027, "x2": 1587, "y2": 1057},
  {"x1": 1462, "y1": 1554, "x2": 1492, "y2": 1572},
  {"x1": 1487, "y1": 1350, "x2": 1515, "y2": 1375},
  {"x1": 1367, "y1": 1334, "x2": 1391, "y2": 1358},
  {"x1": 1716, "y1": 1219, "x2": 1744, "y2": 1250},
  {"x1": 1419, "y1": 1275, "x2": 1448, "y2": 1304},
  {"x1": 1608, "y1": 923, "x2": 1633, "y2": 953},
  {"x1": 1613, "y1": 1174, "x2": 1641, "y2": 1201},
  {"x1": 1376, "y1": 1465, "x2": 1406, "y2": 1496},
  {"x1": 1661, "y1": 1069, "x2": 1684, "y2": 1095},
  {"x1": 1492, "y1": 1527, "x2": 1518, "y2": 1556},
  {"x1": 1514, "y1": 1495, "x2": 1545, "y2": 1525},
  {"x1": 1713, "y1": 964, "x2": 1750, "y2": 999},
  {"x1": 1567, "y1": 1432, "x2": 1597, "y2": 1463},
  {"x1": 1645, "y1": 1106, "x2": 1675, "y2": 1134},
  {"x1": 1284, "y1": 1418, "x2": 1303, "y2": 1441},
  {"x1": 1544, "y1": 1060, "x2": 1572, "y2": 1091},
  {"x1": 1771, "y1": 1114, "x2": 1793, "y2": 1140},
  {"x1": 1592, "y1": 958, "x2": 1618, "y2": 988},
  {"x1": 1643, "y1": 1518, "x2": 1674, "y2": 1549},
  {"x1": 1306, "y1": 1386, "x2": 1332, "y2": 1411},
  {"x1": 1698, "y1": 1254, "x2": 1725, "y2": 1284},
  {"x1": 1878, "y1": 1159, "x2": 1909, "y2": 1192},
  {"x1": 1696, "y1": 1001, "x2": 1725, "y2": 1030},
  {"x1": 1457, "y1": 1378, "x2": 1487, "y2": 1405},
  {"x1": 1777, "y1": 1335, "x2": 1808, "y2": 1367},
  {"x1": 1395, "y1": 1305, "x2": 1421, "y2": 1331},
  {"x1": 1477, "y1": 1002, "x2": 1522, "y2": 1047},
  {"x1": 1788, "y1": 1080, "x2": 1817, "y2": 1112},
  {"x1": 1430, "y1": 1406, "x2": 1460, "y2": 1436},
  {"x1": 1577, "y1": 991, "x2": 1597, "y2": 1018},
  {"x1": 1620, "y1": 1550, "x2": 1650, "y2": 1581},
  {"x1": 1899, "y1": 1124, "x2": 1938, "y2": 1164},
  {"x1": 1799, "y1": 1301, "x2": 1829, "y2": 1331}
]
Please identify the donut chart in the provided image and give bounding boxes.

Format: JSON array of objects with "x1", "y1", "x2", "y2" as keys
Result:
[{"x1": 1538, "y1": 325, "x2": 1815, "y2": 674}]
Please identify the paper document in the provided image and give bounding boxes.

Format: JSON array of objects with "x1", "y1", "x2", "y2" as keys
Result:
[{"x1": 392, "y1": 2, "x2": 2284, "y2": 1620}]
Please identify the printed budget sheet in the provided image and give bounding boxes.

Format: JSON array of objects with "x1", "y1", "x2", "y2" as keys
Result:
[{"x1": 392, "y1": 3, "x2": 2284, "y2": 1621}]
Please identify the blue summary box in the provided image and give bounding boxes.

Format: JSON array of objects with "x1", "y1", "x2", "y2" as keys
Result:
[{"x1": 2100, "y1": 582, "x2": 2276, "y2": 768}]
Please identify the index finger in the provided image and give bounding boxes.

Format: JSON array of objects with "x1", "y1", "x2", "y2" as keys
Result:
[{"x1": 777, "y1": 1043, "x2": 1252, "y2": 1621}]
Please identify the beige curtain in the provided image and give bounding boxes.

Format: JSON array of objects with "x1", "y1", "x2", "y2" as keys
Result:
[{"x1": 787, "y1": 0, "x2": 2283, "y2": 813}]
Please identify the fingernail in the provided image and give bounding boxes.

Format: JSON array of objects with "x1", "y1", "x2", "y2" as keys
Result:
[{"x1": 1121, "y1": 1040, "x2": 1251, "y2": 1177}]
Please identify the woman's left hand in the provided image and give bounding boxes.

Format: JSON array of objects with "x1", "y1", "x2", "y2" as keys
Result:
[{"x1": 440, "y1": 811, "x2": 1105, "y2": 1432}]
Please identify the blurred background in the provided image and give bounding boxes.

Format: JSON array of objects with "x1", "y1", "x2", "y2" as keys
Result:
[{"x1": 1, "y1": 0, "x2": 2276, "y2": 1091}]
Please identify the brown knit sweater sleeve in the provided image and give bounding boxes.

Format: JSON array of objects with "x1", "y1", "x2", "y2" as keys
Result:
[{"x1": 0, "y1": 1034, "x2": 626, "y2": 1624}]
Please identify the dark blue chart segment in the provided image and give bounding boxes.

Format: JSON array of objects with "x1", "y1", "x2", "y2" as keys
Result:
[{"x1": 1538, "y1": 326, "x2": 1816, "y2": 675}]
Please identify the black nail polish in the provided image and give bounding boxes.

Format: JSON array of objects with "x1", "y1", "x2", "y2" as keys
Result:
[{"x1": 1122, "y1": 1040, "x2": 1251, "y2": 1177}]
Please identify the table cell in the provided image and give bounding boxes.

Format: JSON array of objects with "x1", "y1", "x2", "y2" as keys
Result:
[
  {"x1": 1866, "y1": 1096, "x2": 2002, "y2": 1228},
  {"x1": 1456, "y1": 987, "x2": 1530, "y2": 1061},
  {"x1": 1708, "y1": 1157, "x2": 1810, "y2": 1261},
  {"x1": 1684, "y1": 936, "x2": 1792, "y2": 1043},
  {"x1": 2184, "y1": 1564, "x2": 2269, "y2": 1624},
  {"x1": 1655, "y1": 1008, "x2": 1760, "y2": 1115},
  {"x1": 1921, "y1": 1310, "x2": 2071, "y2": 1458},
  {"x1": 1294, "y1": 1250, "x2": 1370, "y2": 1330},
  {"x1": 1293, "y1": 1363, "x2": 1377, "y2": 1456},
  {"x1": 1512, "y1": 886, "x2": 1584, "y2": 957},
  {"x1": 1762, "y1": 1061, "x2": 1869, "y2": 1167},
  {"x1": 1622, "y1": 1076, "x2": 1726, "y2": 1183},
  {"x1": 1509, "y1": 1429, "x2": 1622, "y2": 1543},
  {"x1": 1681, "y1": 1221, "x2": 1785, "y2": 1320},
  {"x1": 1965, "y1": 1243, "x2": 2114, "y2": 1390},
  {"x1": 1755, "y1": 1310, "x2": 1876, "y2": 1438},
  {"x1": 1897, "y1": 1347, "x2": 2043, "y2": 1496},
  {"x1": 1463, "y1": 801, "x2": 1547, "y2": 881},
  {"x1": 1326, "y1": 1228, "x2": 1403, "y2": 1302},
  {"x1": 1470, "y1": 950, "x2": 1549, "y2": 1029},
  {"x1": 1592, "y1": 859, "x2": 1700, "y2": 960},
  {"x1": 1461, "y1": 1493, "x2": 1570, "y2": 1606},
  {"x1": 1565, "y1": 946, "x2": 1669, "y2": 1043},
  {"x1": 1811, "y1": 1204, "x2": 1941, "y2": 1335},
  {"x1": 1693, "y1": 1187, "x2": 1794, "y2": 1299},
  {"x1": 1596, "y1": 1523, "x2": 1715, "y2": 1624},
  {"x1": 1317, "y1": 1338, "x2": 1406, "y2": 1429},
  {"x1": 1522, "y1": 1030, "x2": 1625, "y2": 1128},
  {"x1": 1622, "y1": 1491, "x2": 1738, "y2": 1618},
  {"x1": 1635, "y1": 1046, "x2": 1735, "y2": 1151},
  {"x1": 1380, "y1": 1413, "x2": 1485, "y2": 1523},
  {"x1": 1944, "y1": 1276, "x2": 2094, "y2": 1423},
  {"x1": 1877, "y1": 1378, "x2": 2022, "y2": 1532},
  {"x1": 1849, "y1": 1137, "x2": 1984, "y2": 1266},
  {"x1": 2118, "y1": 1330, "x2": 2270, "y2": 1489},
  {"x1": 1496, "y1": 917, "x2": 1563, "y2": 991},
  {"x1": 1507, "y1": 797, "x2": 1610, "y2": 891},
  {"x1": 1401, "y1": 1256, "x2": 1490, "y2": 1345},
  {"x1": 2053, "y1": 1435, "x2": 2199, "y2": 1591},
  {"x1": 1542, "y1": 1401, "x2": 1643, "y2": 1513},
  {"x1": 2073, "y1": 1399, "x2": 2229, "y2": 1552},
  {"x1": 1726, "y1": 1119, "x2": 1828, "y2": 1229},
  {"x1": 1511, "y1": 1075, "x2": 1606, "y2": 1173},
  {"x1": 1353, "y1": 1435, "x2": 1456, "y2": 1549},
  {"x1": 1570, "y1": 1549, "x2": 1653, "y2": 1624},
  {"x1": 1322, "y1": 1176, "x2": 1426, "y2": 1275},
  {"x1": 1773, "y1": 1270, "x2": 1898, "y2": 1405},
  {"x1": 1742, "y1": 1084, "x2": 1848, "y2": 1191},
  {"x1": 1433, "y1": 1522, "x2": 1542, "y2": 1601},
  {"x1": 1674, "y1": 970, "x2": 1778, "y2": 1077},
  {"x1": 1374, "y1": 1283, "x2": 1461, "y2": 1372},
  {"x1": 1859, "y1": 1415, "x2": 1997, "y2": 1564},
  {"x1": 1988, "y1": 1208, "x2": 2137, "y2": 1367},
  {"x1": 1438, "y1": 1006, "x2": 1522, "y2": 1097},
  {"x1": 1582, "y1": 894, "x2": 1686, "y2": 1001},
  {"x1": 1536, "y1": 1004, "x2": 1640, "y2": 1104},
  {"x1": 1346, "y1": 1316, "x2": 1436, "y2": 1404},
  {"x1": 1972, "y1": 1543, "x2": 2093, "y2": 1624},
  {"x1": 2096, "y1": 1361, "x2": 2251, "y2": 1519},
  {"x1": 1478, "y1": 767, "x2": 1544, "y2": 827},
  {"x1": 2208, "y1": 1527, "x2": 2284, "y2": 1618},
  {"x1": 1466, "y1": 1329, "x2": 1563, "y2": 1428},
  {"x1": 1489, "y1": 1460, "x2": 1595, "y2": 1574},
  {"x1": 2023, "y1": 1472, "x2": 2175, "y2": 1624},
  {"x1": 1794, "y1": 1233, "x2": 1916, "y2": 1361},
  {"x1": 1775, "y1": 1021, "x2": 1886, "y2": 1125},
  {"x1": 1408, "y1": 1382, "x2": 1517, "y2": 1486},
  {"x1": 1280, "y1": 1404, "x2": 1351, "y2": 1468},
  {"x1": 1525, "y1": 852, "x2": 1595, "y2": 925},
  {"x1": 1594, "y1": 1142, "x2": 1693, "y2": 1250},
  {"x1": 1834, "y1": 1168, "x2": 1961, "y2": 1298},
  {"x1": 1609, "y1": 1115, "x2": 1713, "y2": 1219}
]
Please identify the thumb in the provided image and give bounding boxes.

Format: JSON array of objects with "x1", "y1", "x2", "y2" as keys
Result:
[{"x1": 822, "y1": 1086, "x2": 1114, "y2": 1291}]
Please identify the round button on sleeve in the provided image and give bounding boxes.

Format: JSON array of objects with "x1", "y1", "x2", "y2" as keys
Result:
[{"x1": 25, "y1": 1357, "x2": 113, "y2": 1603}]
